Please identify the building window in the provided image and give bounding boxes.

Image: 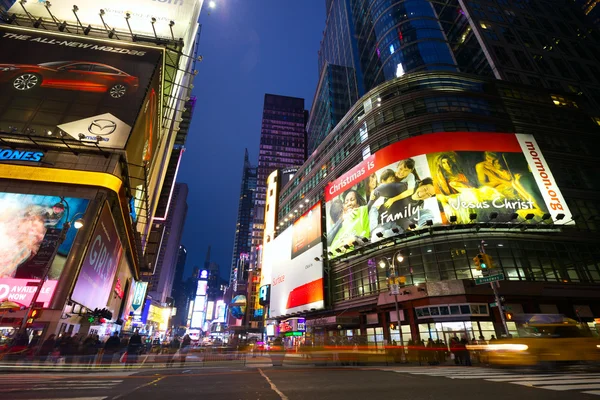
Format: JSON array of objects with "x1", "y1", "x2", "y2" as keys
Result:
[
  {"x1": 493, "y1": 46, "x2": 514, "y2": 67},
  {"x1": 513, "y1": 50, "x2": 533, "y2": 69}
]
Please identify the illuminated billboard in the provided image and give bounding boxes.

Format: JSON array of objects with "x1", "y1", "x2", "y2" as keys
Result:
[
  {"x1": 0, "y1": 25, "x2": 162, "y2": 149},
  {"x1": 325, "y1": 132, "x2": 572, "y2": 258},
  {"x1": 71, "y1": 202, "x2": 123, "y2": 310},
  {"x1": 215, "y1": 300, "x2": 226, "y2": 323},
  {"x1": 131, "y1": 281, "x2": 148, "y2": 313},
  {"x1": 0, "y1": 192, "x2": 89, "y2": 306},
  {"x1": 269, "y1": 203, "x2": 324, "y2": 318},
  {"x1": 8, "y1": 0, "x2": 202, "y2": 41}
]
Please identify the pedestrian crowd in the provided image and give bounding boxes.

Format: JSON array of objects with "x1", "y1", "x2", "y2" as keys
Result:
[{"x1": 0, "y1": 329, "x2": 193, "y2": 367}]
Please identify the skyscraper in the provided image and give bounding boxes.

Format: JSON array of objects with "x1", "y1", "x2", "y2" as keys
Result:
[
  {"x1": 309, "y1": 0, "x2": 600, "y2": 151},
  {"x1": 145, "y1": 183, "x2": 189, "y2": 304},
  {"x1": 170, "y1": 245, "x2": 188, "y2": 327},
  {"x1": 252, "y1": 94, "x2": 308, "y2": 255},
  {"x1": 230, "y1": 149, "x2": 258, "y2": 285}
]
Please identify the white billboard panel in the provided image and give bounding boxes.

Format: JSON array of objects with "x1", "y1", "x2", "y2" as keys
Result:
[{"x1": 270, "y1": 203, "x2": 324, "y2": 318}]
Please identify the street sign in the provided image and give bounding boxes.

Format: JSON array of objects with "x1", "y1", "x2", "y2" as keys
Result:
[
  {"x1": 475, "y1": 273, "x2": 505, "y2": 285},
  {"x1": 390, "y1": 283, "x2": 400, "y2": 295},
  {"x1": 489, "y1": 302, "x2": 498, "y2": 307}
]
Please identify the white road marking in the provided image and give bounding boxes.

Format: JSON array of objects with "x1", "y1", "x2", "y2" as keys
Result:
[{"x1": 258, "y1": 368, "x2": 289, "y2": 400}]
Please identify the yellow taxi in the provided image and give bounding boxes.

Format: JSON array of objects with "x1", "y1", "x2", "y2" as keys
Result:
[{"x1": 472, "y1": 322, "x2": 600, "y2": 367}]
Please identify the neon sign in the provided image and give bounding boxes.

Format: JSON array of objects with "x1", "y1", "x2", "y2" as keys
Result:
[{"x1": 0, "y1": 148, "x2": 44, "y2": 162}]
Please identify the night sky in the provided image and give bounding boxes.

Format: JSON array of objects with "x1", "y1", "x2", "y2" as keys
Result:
[{"x1": 177, "y1": 1, "x2": 325, "y2": 280}]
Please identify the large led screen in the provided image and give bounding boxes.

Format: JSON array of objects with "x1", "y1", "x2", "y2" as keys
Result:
[
  {"x1": 269, "y1": 203, "x2": 324, "y2": 318},
  {"x1": 325, "y1": 132, "x2": 572, "y2": 259},
  {"x1": 0, "y1": 25, "x2": 162, "y2": 149},
  {"x1": 0, "y1": 192, "x2": 89, "y2": 307},
  {"x1": 71, "y1": 202, "x2": 123, "y2": 310}
]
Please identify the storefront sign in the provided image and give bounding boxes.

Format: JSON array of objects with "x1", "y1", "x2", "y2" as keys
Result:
[
  {"x1": 258, "y1": 284, "x2": 270, "y2": 306},
  {"x1": 114, "y1": 278, "x2": 124, "y2": 299},
  {"x1": 0, "y1": 148, "x2": 44, "y2": 162},
  {"x1": 131, "y1": 281, "x2": 148, "y2": 312}
]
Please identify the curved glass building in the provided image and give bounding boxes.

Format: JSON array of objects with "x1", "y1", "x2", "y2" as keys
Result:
[{"x1": 275, "y1": 70, "x2": 600, "y2": 346}]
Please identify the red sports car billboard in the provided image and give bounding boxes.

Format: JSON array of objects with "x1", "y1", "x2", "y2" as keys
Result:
[{"x1": 0, "y1": 25, "x2": 163, "y2": 150}]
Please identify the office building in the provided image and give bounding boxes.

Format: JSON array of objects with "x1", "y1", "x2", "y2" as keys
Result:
[
  {"x1": 264, "y1": 0, "x2": 600, "y2": 347},
  {"x1": 146, "y1": 183, "x2": 189, "y2": 304},
  {"x1": 230, "y1": 149, "x2": 258, "y2": 285},
  {"x1": 252, "y1": 94, "x2": 308, "y2": 249},
  {"x1": 308, "y1": 0, "x2": 600, "y2": 154}
]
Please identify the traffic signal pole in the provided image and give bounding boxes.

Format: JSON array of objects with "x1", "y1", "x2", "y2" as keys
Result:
[{"x1": 480, "y1": 240, "x2": 510, "y2": 338}]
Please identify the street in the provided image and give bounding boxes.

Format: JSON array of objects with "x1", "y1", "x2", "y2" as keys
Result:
[{"x1": 2, "y1": 363, "x2": 600, "y2": 399}]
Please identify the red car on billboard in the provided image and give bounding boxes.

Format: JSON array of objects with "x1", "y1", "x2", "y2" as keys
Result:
[{"x1": 0, "y1": 61, "x2": 139, "y2": 99}]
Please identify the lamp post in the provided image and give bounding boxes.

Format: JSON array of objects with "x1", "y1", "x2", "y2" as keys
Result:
[
  {"x1": 19, "y1": 197, "x2": 84, "y2": 332},
  {"x1": 379, "y1": 251, "x2": 405, "y2": 362}
]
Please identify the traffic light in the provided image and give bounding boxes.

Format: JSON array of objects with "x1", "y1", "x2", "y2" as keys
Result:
[
  {"x1": 26, "y1": 308, "x2": 42, "y2": 326},
  {"x1": 389, "y1": 322, "x2": 398, "y2": 330},
  {"x1": 473, "y1": 253, "x2": 487, "y2": 270},
  {"x1": 505, "y1": 311, "x2": 514, "y2": 321},
  {"x1": 482, "y1": 254, "x2": 496, "y2": 269}
]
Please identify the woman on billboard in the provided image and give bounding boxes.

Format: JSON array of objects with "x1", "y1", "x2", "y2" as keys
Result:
[{"x1": 327, "y1": 189, "x2": 370, "y2": 252}]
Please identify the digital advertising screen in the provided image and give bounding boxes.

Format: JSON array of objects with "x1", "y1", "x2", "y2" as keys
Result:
[
  {"x1": 325, "y1": 132, "x2": 572, "y2": 259},
  {"x1": 0, "y1": 192, "x2": 89, "y2": 307},
  {"x1": 0, "y1": 25, "x2": 163, "y2": 149},
  {"x1": 269, "y1": 203, "x2": 324, "y2": 318},
  {"x1": 71, "y1": 202, "x2": 123, "y2": 310}
]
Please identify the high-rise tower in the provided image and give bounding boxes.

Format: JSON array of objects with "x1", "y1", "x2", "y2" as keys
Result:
[
  {"x1": 251, "y1": 94, "x2": 308, "y2": 252},
  {"x1": 230, "y1": 149, "x2": 258, "y2": 285}
]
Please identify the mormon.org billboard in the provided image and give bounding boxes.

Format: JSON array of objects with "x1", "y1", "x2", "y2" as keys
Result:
[{"x1": 325, "y1": 132, "x2": 572, "y2": 259}]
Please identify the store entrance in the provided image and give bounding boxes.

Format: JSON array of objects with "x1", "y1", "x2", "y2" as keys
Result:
[{"x1": 443, "y1": 330, "x2": 467, "y2": 348}]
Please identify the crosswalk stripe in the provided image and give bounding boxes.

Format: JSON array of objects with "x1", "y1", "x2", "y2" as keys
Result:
[
  {"x1": 536, "y1": 384, "x2": 600, "y2": 391},
  {"x1": 0, "y1": 387, "x2": 112, "y2": 392},
  {"x1": 382, "y1": 367, "x2": 600, "y2": 395},
  {"x1": 513, "y1": 379, "x2": 600, "y2": 386},
  {"x1": 17, "y1": 398, "x2": 107, "y2": 400}
]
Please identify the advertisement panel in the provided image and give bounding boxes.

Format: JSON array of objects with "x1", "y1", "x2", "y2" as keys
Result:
[
  {"x1": 0, "y1": 192, "x2": 89, "y2": 306},
  {"x1": 0, "y1": 25, "x2": 162, "y2": 149},
  {"x1": 71, "y1": 203, "x2": 123, "y2": 310},
  {"x1": 325, "y1": 132, "x2": 573, "y2": 259},
  {"x1": 214, "y1": 300, "x2": 226, "y2": 323},
  {"x1": 270, "y1": 203, "x2": 324, "y2": 318},
  {"x1": 0, "y1": 279, "x2": 57, "y2": 308},
  {"x1": 8, "y1": 0, "x2": 202, "y2": 40}
]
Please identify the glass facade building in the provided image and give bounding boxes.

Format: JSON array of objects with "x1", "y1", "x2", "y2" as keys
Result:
[
  {"x1": 252, "y1": 94, "x2": 308, "y2": 251},
  {"x1": 230, "y1": 149, "x2": 258, "y2": 285},
  {"x1": 275, "y1": 71, "x2": 600, "y2": 346}
]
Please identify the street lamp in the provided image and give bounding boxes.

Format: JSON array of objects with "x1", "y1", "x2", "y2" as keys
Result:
[
  {"x1": 379, "y1": 250, "x2": 405, "y2": 361},
  {"x1": 19, "y1": 197, "x2": 84, "y2": 332}
]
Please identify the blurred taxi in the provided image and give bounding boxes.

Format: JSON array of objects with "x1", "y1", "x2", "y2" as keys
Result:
[{"x1": 470, "y1": 322, "x2": 600, "y2": 367}]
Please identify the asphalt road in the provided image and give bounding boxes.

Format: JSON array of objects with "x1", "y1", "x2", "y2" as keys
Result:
[{"x1": 2, "y1": 364, "x2": 600, "y2": 399}]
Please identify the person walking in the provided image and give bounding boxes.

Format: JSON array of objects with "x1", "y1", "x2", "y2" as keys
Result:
[
  {"x1": 179, "y1": 334, "x2": 192, "y2": 367},
  {"x1": 126, "y1": 330, "x2": 143, "y2": 367},
  {"x1": 38, "y1": 334, "x2": 56, "y2": 364},
  {"x1": 166, "y1": 336, "x2": 180, "y2": 367},
  {"x1": 103, "y1": 332, "x2": 121, "y2": 365}
]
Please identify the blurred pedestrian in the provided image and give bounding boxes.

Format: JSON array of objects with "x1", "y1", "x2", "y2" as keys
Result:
[
  {"x1": 38, "y1": 334, "x2": 56, "y2": 363},
  {"x1": 103, "y1": 332, "x2": 121, "y2": 364},
  {"x1": 167, "y1": 336, "x2": 180, "y2": 367},
  {"x1": 179, "y1": 334, "x2": 192, "y2": 367},
  {"x1": 126, "y1": 330, "x2": 143, "y2": 367}
]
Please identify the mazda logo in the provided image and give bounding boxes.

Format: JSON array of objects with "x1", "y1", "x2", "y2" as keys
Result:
[{"x1": 88, "y1": 119, "x2": 117, "y2": 136}]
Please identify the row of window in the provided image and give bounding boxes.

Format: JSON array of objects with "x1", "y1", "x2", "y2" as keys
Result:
[{"x1": 331, "y1": 238, "x2": 600, "y2": 303}]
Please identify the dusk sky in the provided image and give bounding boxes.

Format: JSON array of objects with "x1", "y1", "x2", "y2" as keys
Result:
[{"x1": 178, "y1": 1, "x2": 326, "y2": 279}]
